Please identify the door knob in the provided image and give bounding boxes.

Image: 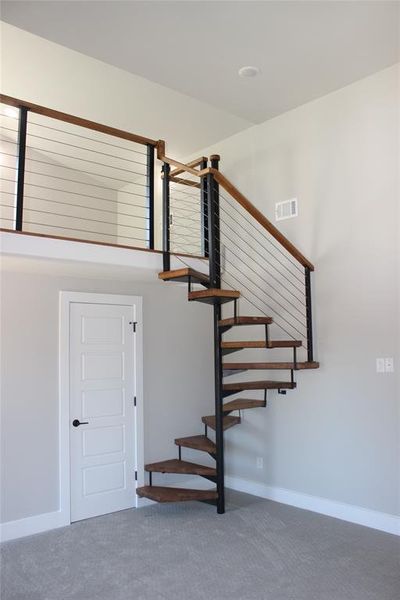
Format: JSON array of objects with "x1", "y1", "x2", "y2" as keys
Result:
[{"x1": 72, "y1": 419, "x2": 89, "y2": 427}]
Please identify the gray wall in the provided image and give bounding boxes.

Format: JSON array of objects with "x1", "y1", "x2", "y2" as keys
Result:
[
  {"x1": 192, "y1": 65, "x2": 400, "y2": 516},
  {"x1": 0, "y1": 263, "x2": 214, "y2": 522}
]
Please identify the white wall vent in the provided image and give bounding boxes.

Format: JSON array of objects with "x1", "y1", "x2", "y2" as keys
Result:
[{"x1": 275, "y1": 198, "x2": 298, "y2": 221}]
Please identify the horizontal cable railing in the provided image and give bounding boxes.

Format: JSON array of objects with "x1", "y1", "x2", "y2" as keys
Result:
[
  {"x1": 0, "y1": 96, "x2": 156, "y2": 249},
  {"x1": 159, "y1": 155, "x2": 315, "y2": 360},
  {"x1": 169, "y1": 168, "x2": 204, "y2": 256},
  {"x1": 217, "y1": 185, "x2": 308, "y2": 348},
  {"x1": 208, "y1": 169, "x2": 314, "y2": 361}
]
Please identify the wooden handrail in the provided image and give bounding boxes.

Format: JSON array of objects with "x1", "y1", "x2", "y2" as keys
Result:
[
  {"x1": 157, "y1": 141, "x2": 204, "y2": 177},
  {"x1": 0, "y1": 94, "x2": 159, "y2": 147},
  {"x1": 158, "y1": 145, "x2": 314, "y2": 270},
  {"x1": 210, "y1": 169, "x2": 315, "y2": 271},
  {"x1": 170, "y1": 156, "x2": 207, "y2": 178}
]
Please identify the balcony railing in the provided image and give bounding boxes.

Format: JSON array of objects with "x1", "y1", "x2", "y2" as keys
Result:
[{"x1": 0, "y1": 95, "x2": 157, "y2": 251}]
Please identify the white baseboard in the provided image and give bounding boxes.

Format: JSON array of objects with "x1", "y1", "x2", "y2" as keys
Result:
[
  {"x1": 0, "y1": 510, "x2": 69, "y2": 543},
  {"x1": 136, "y1": 476, "x2": 400, "y2": 536},
  {"x1": 225, "y1": 475, "x2": 400, "y2": 536},
  {"x1": 3, "y1": 479, "x2": 398, "y2": 541}
]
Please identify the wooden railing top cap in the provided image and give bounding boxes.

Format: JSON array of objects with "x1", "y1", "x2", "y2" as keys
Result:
[{"x1": 0, "y1": 93, "x2": 158, "y2": 147}]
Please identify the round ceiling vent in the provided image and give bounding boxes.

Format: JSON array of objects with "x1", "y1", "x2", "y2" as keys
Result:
[{"x1": 238, "y1": 66, "x2": 260, "y2": 78}]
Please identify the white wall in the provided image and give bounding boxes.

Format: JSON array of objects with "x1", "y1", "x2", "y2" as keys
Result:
[
  {"x1": 0, "y1": 22, "x2": 251, "y2": 158},
  {"x1": 192, "y1": 65, "x2": 400, "y2": 518},
  {"x1": 0, "y1": 258, "x2": 214, "y2": 524}
]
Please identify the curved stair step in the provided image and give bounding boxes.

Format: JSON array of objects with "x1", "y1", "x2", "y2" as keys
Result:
[
  {"x1": 219, "y1": 316, "x2": 273, "y2": 329},
  {"x1": 175, "y1": 435, "x2": 216, "y2": 454},
  {"x1": 223, "y1": 361, "x2": 319, "y2": 371},
  {"x1": 136, "y1": 486, "x2": 217, "y2": 503},
  {"x1": 223, "y1": 380, "x2": 296, "y2": 393},
  {"x1": 223, "y1": 398, "x2": 265, "y2": 413},
  {"x1": 145, "y1": 459, "x2": 216, "y2": 477},
  {"x1": 221, "y1": 340, "x2": 302, "y2": 350},
  {"x1": 202, "y1": 415, "x2": 241, "y2": 431},
  {"x1": 189, "y1": 288, "x2": 240, "y2": 305},
  {"x1": 158, "y1": 268, "x2": 209, "y2": 285},
  {"x1": 267, "y1": 340, "x2": 302, "y2": 348}
]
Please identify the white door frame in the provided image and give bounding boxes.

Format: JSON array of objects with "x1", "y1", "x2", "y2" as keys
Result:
[{"x1": 59, "y1": 291, "x2": 144, "y2": 526}]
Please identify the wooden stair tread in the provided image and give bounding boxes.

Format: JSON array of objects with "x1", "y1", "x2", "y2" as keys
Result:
[
  {"x1": 145, "y1": 459, "x2": 216, "y2": 476},
  {"x1": 223, "y1": 380, "x2": 296, "y2": 391},
  {"x1": 221, "y1": 340, "x2": 302, "y2": 349},
  {"x1": 189, "y1": 288, "x2": 240, "y2": 305},
  {"x1": 219, "y1": 316, "x2": 273, "y2": 327},
  {"x1": 202, "y1": 415, "x2": 241, "y2": 431},
  {"x1": 175, "y1": 435, "x2": 216, "y2": 454},
  {"x1": 158, "y1": 268, "x2": 209, "y2": 285},
  {"x1": 267, "y1": 340, "x2": 302, "y2": 348},
  {"x1": 223, "y1": 398, "x2": 265, "y2": 412},
  {"x1": 223, "y1": 361, "x2": 319, "y2": 370},
  {"x1": 136, "y1": 486, "x2": 217, "y2": 503}
]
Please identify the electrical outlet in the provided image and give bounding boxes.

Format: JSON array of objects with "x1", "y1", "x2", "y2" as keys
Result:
[
  {"x1": 256, "y1": 457, "x2": 263, "y2": 469},
  {"x1": 385, "y1": 357, "x2": 394, "y2": 373},
  {"x1": 376, "y1": 358, "x2": 385, "y2": 373}
]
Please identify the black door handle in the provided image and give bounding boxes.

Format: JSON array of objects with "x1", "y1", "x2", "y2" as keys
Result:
[{"x1": 72, "y1": 419, "x2": 89, "y2": 427}]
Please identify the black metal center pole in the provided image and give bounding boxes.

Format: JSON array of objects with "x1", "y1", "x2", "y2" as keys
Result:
[
  {"x1": 207, "y1": 158, "x2": 224, "y2": 514},
  {"x1": 162, "y1": 162, "x2": 170, "y2": 272},
  {"x1": 213, "y1": 301, "x2": 224, "y2": 514},
  {"x1": 305, "y1": 267, "x2": 314, "y2": 362},
  {"x1": 147, "y1": 144, "x2": 155, "y2": 249},
  {"x1": 15, "y1": 106, "x2": 28, "y2": 231}
]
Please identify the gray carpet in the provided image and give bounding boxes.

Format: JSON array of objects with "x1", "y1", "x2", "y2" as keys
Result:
[{"x1": 1, "y1": 490, "x2": 399, "y2": 600}]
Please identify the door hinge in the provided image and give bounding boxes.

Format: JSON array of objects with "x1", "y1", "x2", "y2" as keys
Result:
[
  {"x1": 134, "y1": 396, "x2": 137, "y2": 406},
  {"x1": 134, "y1": 470, "x2": 137, "y2": 481},
  {"x1": 129, "y1": 321, "x2": 137, "y2": 333}
]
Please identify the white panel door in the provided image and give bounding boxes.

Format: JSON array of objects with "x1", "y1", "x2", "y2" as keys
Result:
[{"x1": 69, "y1": 302, "x2": 136, "y2": 522}]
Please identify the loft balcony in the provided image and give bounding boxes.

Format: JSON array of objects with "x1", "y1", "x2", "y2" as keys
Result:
[{"x1": 0, "y1": 95, "x2": 207, "y2": 275}]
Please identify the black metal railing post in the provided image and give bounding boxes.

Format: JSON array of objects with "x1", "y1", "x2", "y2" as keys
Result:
[
  {"x1": 305, "y1": 267, "x2": 314, "y2": 362},
  {"x1": 147, "y1": 144, "x2": 155, "y2": 249},
  {"x1": 200, "y1": 158, "x2": 209, "y2": 258},
  {"x1": 15, "y1": 106, "x2": 28, "y2": 231},
  {"x1": 207, "y1": 154, "x2": 221, "y2": 288},
  {"x1": 162, "y1": 162, "x2": 171, "y2": 272}
]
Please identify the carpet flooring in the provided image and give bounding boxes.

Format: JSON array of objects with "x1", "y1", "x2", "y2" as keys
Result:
[{"x1": 1, "y1": 490, "x2": 399, "y2": 600}]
